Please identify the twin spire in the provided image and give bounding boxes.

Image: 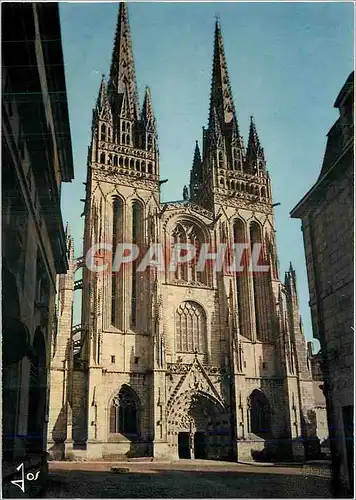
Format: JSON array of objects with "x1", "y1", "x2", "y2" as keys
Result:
[{"x1": 95, "y1": 3, "x2": 266, "y2": 196}]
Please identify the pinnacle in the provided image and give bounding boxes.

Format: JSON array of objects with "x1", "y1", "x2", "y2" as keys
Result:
[
  {"x1": 142, "y1": 87, "x2": 154, "y2": 120},
  {"x1": 96, "y1": 75, "x2": 108, "y2": 108},
  {"x1": 193, "y1": 140, "x2": 202, "y2": 166},
  {"x1": 249, "y1": 116, "x2": 261, "y2": 147},
  {"x1": 246, "y1": 115, "x2": 265, "y2": 167}
]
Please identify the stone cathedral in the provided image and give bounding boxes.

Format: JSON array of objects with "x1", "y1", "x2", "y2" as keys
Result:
[{"x1": 48, "y1": 3, "x2": 323, "y2": 462}]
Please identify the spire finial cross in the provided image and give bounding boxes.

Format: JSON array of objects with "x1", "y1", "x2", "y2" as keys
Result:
[{"x1": 214, "y1": 13, "x2": 220, "y2": 23}]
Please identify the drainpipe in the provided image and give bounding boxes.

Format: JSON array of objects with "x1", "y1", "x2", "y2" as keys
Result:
[{"x1": 307, "y1": 215, "x2": 341, "y2": 496}]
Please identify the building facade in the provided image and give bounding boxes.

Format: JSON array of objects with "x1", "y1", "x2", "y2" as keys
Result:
[
  {"x1": 2, "y1": 3, "x2": 74, "y2": 496},
  {"x1": 291, "y1": 73, "x2": 354, "y2": 495},
  {"x1": 49, "y1": 3, "x2": 324, "y2": 463}
]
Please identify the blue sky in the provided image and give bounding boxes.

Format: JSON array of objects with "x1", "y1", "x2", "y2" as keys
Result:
[{"x1": 59, "y1": 2, "x2": 354, "y2": 340}]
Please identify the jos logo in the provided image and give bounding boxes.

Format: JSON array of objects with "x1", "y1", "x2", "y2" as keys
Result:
[{"x1": 11, "y1": 463, "x2": 40, "y2": 493}]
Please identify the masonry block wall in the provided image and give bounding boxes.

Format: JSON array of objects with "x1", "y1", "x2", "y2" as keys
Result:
[{"x1": 291, "y1": 72, "x2": 353, "y2": 491}]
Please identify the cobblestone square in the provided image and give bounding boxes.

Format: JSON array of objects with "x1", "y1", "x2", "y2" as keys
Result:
[{"x1": 45, "y1": 460, "x2": 332, "y2": 498}]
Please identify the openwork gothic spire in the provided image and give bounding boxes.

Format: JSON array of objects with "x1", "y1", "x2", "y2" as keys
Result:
[
  {"x1": 108, "y1": 2, "x2": 140, "y2": 121},
  {"x1": 208, "y1": 20, "x2": 239, "y2": 133}
]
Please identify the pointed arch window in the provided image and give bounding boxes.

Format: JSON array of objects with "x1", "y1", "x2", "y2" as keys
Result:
[
  {"x1": 234, "y1": 218, "x2": 251, "y2": 340},
  {"x1": 100, "y1": 152, "x2": 105, "y2": 164},
  {"x1": 147, "y1": 134, "x2": 153, "y2": 152},
  {"x1": 172, "y1": 223, "x2": 187, "y2": 281},
  {"x1": 171, "y1": 221, "x2": 207, "y2": 285},
  {"x1": 250, "y1": 222, "x2": 270, "y2": 341},
  {"x1": 131, "y1": 201, "x2": 144, "y2": 328},
  {"x1": 112, "y1": 197, "x2": 124, "y2": 328},
  {"x1": 176, "y1": 301, "x2": 207, "y2": 353},
  {"x1": 109, "y1": 387, "x2": 139, "y2": 435},
  {"x1": 218, "y1": 151, "x2": 224, "y2": 168},
  {"x1": 100, "y1": 124, "x2": 106, "y2": 141},
  {"x1": 248, "y1": 390, "x2": 271, "y2": 437}
]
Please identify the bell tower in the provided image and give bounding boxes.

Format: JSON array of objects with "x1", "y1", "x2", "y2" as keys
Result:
[{"x1": 75, "y1": 2, "x2": 161, "y2": 455}]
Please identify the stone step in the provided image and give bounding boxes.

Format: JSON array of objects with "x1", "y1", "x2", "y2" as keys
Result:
[
  {"x1": 127, "y1": 457, "x2": 154, "y2": 463},
  {"x1": 103, "y1": 455, "x2": 154, "y2": 463},
  {"x1": 111, "y1": 467, "x2": 130, "y2": 473}
]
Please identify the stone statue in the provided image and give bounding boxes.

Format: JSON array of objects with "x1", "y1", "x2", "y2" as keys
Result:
[{"x1": 183, "y1": 185, "x2": 189, "y2": 201}]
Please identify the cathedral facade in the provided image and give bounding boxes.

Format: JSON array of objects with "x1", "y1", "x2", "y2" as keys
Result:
[{"x1": 48, "y1": 3, "x2": 322, "y2": 462}]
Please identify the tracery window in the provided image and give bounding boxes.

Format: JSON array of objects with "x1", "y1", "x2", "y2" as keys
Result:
[
  {"x1": 176, "y1": 301, "x2": 207, "y2": 353},
  {"x1": 248, "y1": 389, "x2": 271, "y2": 437},
  {"x1": 250, "y1": 222, "x2": 266, "y2": 341},
  {"x1": 234, "y1": 218, "x2": 250, "y2": 339},
  {"x1": 171, "y1": 221, "x2": 207, "y2": 284},
  {"x1": 112, "y1": 197, "x2": 124, "y2": 328},
  {"x1": 131, "y1": 201, "x2": 143, "y2": 327},
  {"x1": 172, "y1": 223, "x2": 188, "y2": 281},
  {"x1": 110, "y1": 387, "x2": 139, "y2": 435}
]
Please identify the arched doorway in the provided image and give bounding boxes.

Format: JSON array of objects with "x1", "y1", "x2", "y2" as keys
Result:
[{"x1": 168, "y1": 391, "x2": 231, "y2": 460}]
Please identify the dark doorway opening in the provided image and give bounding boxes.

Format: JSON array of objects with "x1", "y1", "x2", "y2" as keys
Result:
[
  {"x1": 178, "y1": 432, "x2": 190, "y2": 459},
  {"x1": 194, "y1": 432, "x2": 206, "y2": 459}
]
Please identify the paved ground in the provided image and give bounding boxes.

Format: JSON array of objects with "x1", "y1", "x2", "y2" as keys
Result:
[{"x1": 44, "y1": 460, "x2": 332, "y2": 498}]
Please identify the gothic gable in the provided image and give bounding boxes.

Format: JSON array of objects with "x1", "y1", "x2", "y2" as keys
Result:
[{"x1": 167, "y1": 356, "x2": 227, "y2": 413}]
